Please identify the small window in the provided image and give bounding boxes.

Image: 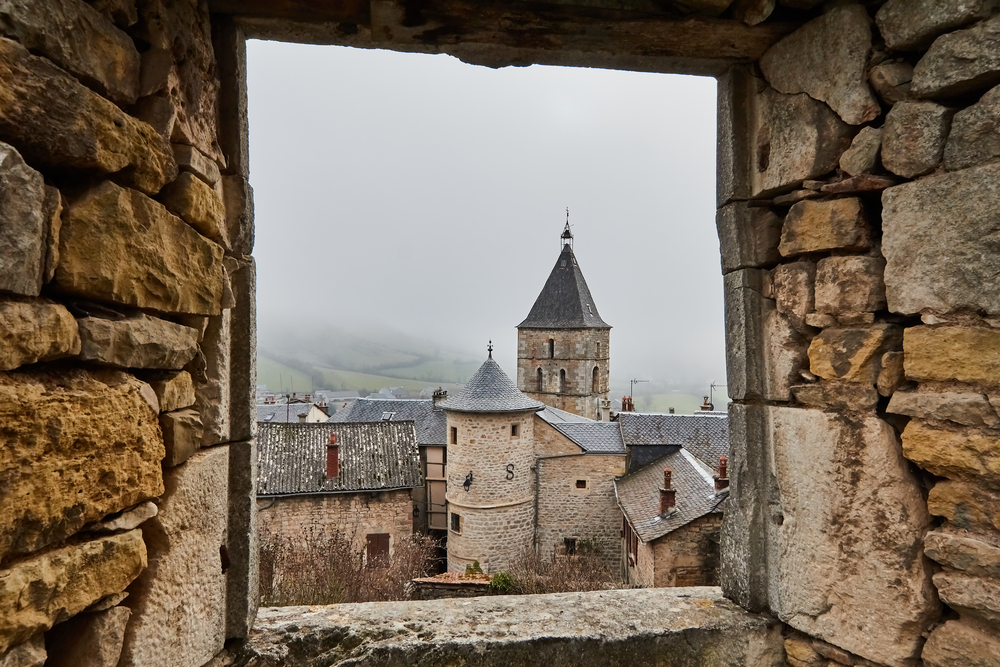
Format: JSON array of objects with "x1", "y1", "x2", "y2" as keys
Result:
[
  {"x1": 564, "y1": 538, "x2": 577, "y2": 556},
  {"x1": 536, "y1": 367, "x2": 543, "y2": 392},
  {"x1": 366, "y1": 533, "x2": 389, "y2": 564},
  {"x1": 559, "y1": 369, "x2": 566, "y2": 393},
  {"x1": 548, "y1": 338, "x2": 554, "y2": 359},
  {"x1": 451, "y1": 512, "x2": 462, "y2": 533},
  {"x1": 511, "y1": 424, "x2": 519, "y2": 438},
  {"x1": 575, "y1": 479, "x2": 587, "y2": 489},
  {"x1": 450, "y1": 426, "x2": 457, "y2": 445},
  {"x1": 592, "y1": 366, "x2": 599, "y2": 393},
  {"x1": 381, "y1": 411, "x2": 395, "y2": 421}
]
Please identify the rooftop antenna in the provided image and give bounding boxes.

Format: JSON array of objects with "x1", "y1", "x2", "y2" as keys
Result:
[
  {"x1": 710, "y1": 381, "x2": 727, "y2": 408},
  {"x1": 561, "y1": 208, "x2": 574, "y2": 251},
  {"x1": 630, "y1": 378, "x2": 649, "y2": 401}
]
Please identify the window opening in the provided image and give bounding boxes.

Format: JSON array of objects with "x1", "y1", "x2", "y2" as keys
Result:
[
  {"x1": 592, "y1": 366, "x2": 599, "y2": 393},
  {"x1": 536, "y1": 367, "x2": 543, "y2": 392},
  {"x1": 451, "y1": 512, "x2": 462, "y2": 533},
  {"x1": 366, "y1": 533, "x2": 389, "y2": 564},
  {"x1": 575, "y1": 479, "x2": 587, "y2": 489},
  {"x1": 511, "y1": 423, "x2": 519, "y2": 438},
  {"x1": 548, "y1": 338, "x2": 554, "y2": 358},
  {"x1": 450, "y1": 426, "x2": 457, "y2": 445},
  {"x1": 564, "y1": 538, "x2": 577, "y2": 555},
  {"x1": 559, "y1": 369, "x2": 566, "y2": 393}
]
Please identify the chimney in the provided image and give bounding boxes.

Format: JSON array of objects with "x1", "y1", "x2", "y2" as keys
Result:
[
  {"x1": 297, "y1": 412, "x2": 307, "y2": 423},
  {"x1": 600, "y1": 399, "x2": 611, "y2": 422},
  {"x1": 715, "y1": 455, "x2": 730, "y2": 493},
  {"x1": 668, "y1": 407, "x2": 675, "y2": 414},
  {"x1": 700, "y1": 396, "x2": 714, "y2": 411},
  {"x1": 659, "y1": 467, "x2": 676, "y2": 515},
  {"x1": 432, "y1": 387, "x2": 448, "y2": 407},
  {"x1": 305, "y1": 394, "x2": 312, "y2": 402}
]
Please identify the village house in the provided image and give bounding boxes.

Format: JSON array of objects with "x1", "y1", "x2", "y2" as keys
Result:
[
  {"x1": 255, "y1": 401, "x2": 328, "y2": 423},
  {"x1": 614, "y1": 411, "x2": 730, "y2": 587},
  {"x1": 256, "y1": 421, "x2": 422, "y2": 599}
]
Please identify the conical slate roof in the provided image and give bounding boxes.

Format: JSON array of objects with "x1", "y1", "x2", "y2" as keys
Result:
[
  {"x1": 518, "y1": 243, "x2": 610, "y2": 329},
  {"x1": 439, "y1": 355, "x2": 545, "y2": 413}
]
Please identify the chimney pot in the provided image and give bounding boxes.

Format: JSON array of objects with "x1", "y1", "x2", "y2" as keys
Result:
[
  {"x1": 328, "y1": 433, "x2": 337, "y2": 445},
  {"x1": 663, "y1": 467, "x2": 672, "y2": 490},
  {"x1": 715, "y1": 455, "x2": 730, "y2": 492}
]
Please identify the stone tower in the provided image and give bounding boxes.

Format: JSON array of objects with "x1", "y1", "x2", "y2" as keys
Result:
[
  {"x1": 439, "y1": 346, "x2": 544, "y2": 573},
  {"x1": 517, "y1": 223, "x2": 611, "y2": 419}
]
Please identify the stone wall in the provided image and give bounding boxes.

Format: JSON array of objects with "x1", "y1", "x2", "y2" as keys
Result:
[
  {"x1": 719, "y1": 3, "x2": 1000, "y2": 666},
  {"x1": 257, "y1": 490, "x2": 413, "y2": 600},
  {"x1": 535, "y1": 447, "x2": 626, "y2": 567},
  {"x1": 517, "y1": 327, "x2": 610, "y2": 419},
  {"x1": 445, "y1": 410, "x2": 537, "y2": 572},
  {"x1": 653, "y1": 513, "x2": 723, "y2": 588},
  {"x1": 0, "y1": 0, "x2": 255, "y2": 665}
]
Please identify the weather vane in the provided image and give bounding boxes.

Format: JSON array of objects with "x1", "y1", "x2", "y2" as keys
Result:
[
  {"x1": 561, "y1": 208, "x2": 574, "y2": 249},
  {"x1": 487, "y1": 340, "x2": 493, "y2": 358}
]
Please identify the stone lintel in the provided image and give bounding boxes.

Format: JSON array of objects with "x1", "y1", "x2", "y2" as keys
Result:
[{"x1": 233, "y1": 587, "x2": 784, "y2": 667}]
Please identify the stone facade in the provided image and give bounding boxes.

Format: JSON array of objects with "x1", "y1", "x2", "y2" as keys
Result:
[
  {"x1": 445, "y1": 410, "x2": 537, "y2": 573},
  {"x1": 517, "y1": 327, "x2": 610, "y2": 419},
  {"x1": 257, "y1": 489, "x2": 413, "y2": 598},
  {"x1": 624, "y1": 514, "x2": 723, "y2": 588},
  {"x1": 534, "y1": 423, "x2": 625, "y2": 566}
]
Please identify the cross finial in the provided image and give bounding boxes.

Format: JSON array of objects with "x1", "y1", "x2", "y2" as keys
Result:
[{"x1": 487, "y1": 340, "x2": 493, "y2": 358}]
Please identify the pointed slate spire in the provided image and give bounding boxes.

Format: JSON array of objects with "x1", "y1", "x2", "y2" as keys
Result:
[
  {"x1": 518, "y1": 229, "x2": 610, "y2": 329},
  {"x1": 439, "y1": 352, "x2": 545, "y2": 413}
]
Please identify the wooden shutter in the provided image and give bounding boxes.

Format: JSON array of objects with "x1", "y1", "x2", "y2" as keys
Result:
[{"x1": 366, "y1": 533, "x2": 389, "y2": 563}]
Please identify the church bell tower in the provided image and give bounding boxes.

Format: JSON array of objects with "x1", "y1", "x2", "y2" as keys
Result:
[{"x1": 516, "y1": 220, "x2": 611, "y2": 420}]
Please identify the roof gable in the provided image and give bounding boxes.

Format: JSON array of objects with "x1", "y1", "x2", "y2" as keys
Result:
[{"x1": 518, "y1": 244, "x2": 610, "y2": 329}]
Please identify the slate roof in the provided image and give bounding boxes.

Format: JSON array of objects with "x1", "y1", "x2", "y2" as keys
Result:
[
  {"x1": 257, "y1": 403, "x2": 321, "y2": 423},
  {"x1": 536, "y1": 407, "x2": 625, "y2": 453},
  {"x1": 257, "y1": 421, "x2": 422, "y2": 496},
  {"x1": 327, "y1": 397, "x2": 447, "y2": 446},
  {"x1": 615, "y1": 449, "x2": 727, "y2": 543},
  {"x1": 438, "y1": 357, "x2": 545, "y2": 413},
  {"x1": 617, "y1": 412, "x2": 729, "y2": 470},
  {"x1": 518, "y1": 243, "x2": 611, "y2": 329},
  {"x1": 537, "y1": 406, "x2": 592, "y2": 424}
]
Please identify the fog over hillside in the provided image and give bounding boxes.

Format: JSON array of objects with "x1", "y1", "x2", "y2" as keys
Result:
[{"x1": 249, "y1": 42, "x2": 724, "y2": 396}]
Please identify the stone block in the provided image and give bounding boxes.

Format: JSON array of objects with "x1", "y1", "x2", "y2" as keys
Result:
[
  {"x1": 924, "y1": 530, "x2": 1000, "y2": 580},
  {"x1": 759, "y1": 5, "x2": 879, "y2": 125},
  {"x1": 839, "y1": 127, "x2": 881, "y2": 176},
  {"x1": 194, "y1": 309, "x2": 231, "y2": 447},
  {"x1": 159, "y1": 408, "x2": 203, "y2": 467},
  {"x1": 137, "y1": 47, "x2": 171, "y2": 98},
  {"x1": 141, "y1": 370, "x2": 195, "y2": 412},
  {"x1": 0, "y1": 368, "x2": 163, "y2": 561},
  {"x1": 724, "y1": 269, "x2": 805, "y2": 402},
  {"x1": 0, "y1": 530, "x2": 146, "y2": 653},
  {"x1": 731, "y1": 406, "x2": 938, "y2": 666},
  {"x1": 808, "y1": 324, "x2": 901, "y2": 383},
  {"x1": 876, "y1": 0, "x2": 997, "y2": 52},
  {"x1": 791, "y1": 382, "x2": 878, "y2": 412},
  {"x1": 730, "y1": 0, "x2": 773, "y2": 26},
  {"x1": 944, "y1": 84, "x2": 1000, "y2": 171},
  {"x1": 911, "y1": 14, "x2": 1000, "y2": 99},
  {"x1": 159, "y1": 171, "x2": 225, "y2": 243},
  {"x1": 86, "y1": 501, "x2": 158, "y2": 534},
  {"x1": 717, "y1": 65, "x2": 754, "y2": 205},
  {"x1": 0, "y1": 37, "x2": 175, "y2": 195},
  {"x1": 716, "y1": 203, "x2": 781, "y2": 274},
  {"x1": 0, "y1": 634, "x2": 45, "y2": 667},
  {"x1": 0, "y1": 142, "x2": 49, "y2": 296},
  {"x1": 772, "y1": 261, "x2": 814, "y2": 332},
  {"x1": 903, "y1": 325, "x2": 1000, "y2": 384},
  {"x1": 928, "y1": 480, "x2": 1000, "y2": 534},
  {"x1": 0, "y1": 0, "x2": 139, "y2": 105},
  {"x1": 882, "y1": 101, "x2": 954, "y2": 178},
  {"x1": 882, "y1": 165, "x2": 1000, "y2": 315},
  {"x1": 44, "y1": 606, "x2": 130, "y2": 667},
  {"x1": 778, "y1": 199, "x2": 870, "y2": 257},
  {"x1": 134, "y1": 95, "x2": 176, "y2": 140},
  {"x1": 933, "y1": 571, "x2": 1000, "y2": 625},
  {"x1": 0, "y1": 298, "x2": 80, "y2": 370},
  {"x1": 42, "y1": 186, "x2": 62, "y2": 285},
  {"x1": 57, "y1": 181, "x2": 224, "y2": 315},
  {"x1": 922, "y1": 620, "x2": 1000, "y2": 667},
  {"x1": 887, "y1": 391, "x2": 1000, "y2": 428},
  {"x1": 784, "y1": 637, "x2": 823, "y2": 667},
  {"x1": 228, "y1": 258, "x2": 255, "y2": 443},
  {"x1": 119, "y1": 447, "x2": 228, "y2": 667},
  {"x1": 222, "y1": 175, "x2": 254, "y2": 257},
  {"x1": 226, "y1": 440, "x2": 258, "y2": 639},
  {"x1": 814, "y1": 256, "x2": 886, "y2": 316},
  {"x1": 78, "y1": 313, "x2": 199, "y2": 370},
  {"x1": 172, "y1": 143, "x2": 220, "y2": 186},
  {"x1": 235, "y1": 587, "x2": 785, "y2": 667},
  {"x1": 902, "y1": 420, "x2": 1000, "y2": 489},
  {"x1": 869, "y1": 61, "x2": 913, "y2": 106},
  {"x1": 750, "y1": 87, "x2": 853, "y2": 198}
]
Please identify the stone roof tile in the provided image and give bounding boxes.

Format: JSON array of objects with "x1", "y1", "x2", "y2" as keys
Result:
[
  {"x1": 518, "y1": 244, "x2": 610, "y2": 329},
  {"x1": 439, "y1": 357, "x2": 544, "y2": 413}
]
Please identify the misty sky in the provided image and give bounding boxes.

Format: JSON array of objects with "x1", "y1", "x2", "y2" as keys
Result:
[{"x1": 246, "y1": 41, "x2": 723, "y2": 388}]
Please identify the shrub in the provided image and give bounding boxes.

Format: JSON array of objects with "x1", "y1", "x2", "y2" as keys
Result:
[
  {"x1": 489, "y1": 571, "x2": 516, "y2": 593},
  {"x1": 504, "y1": 545, "x2": 619, "y2": 595}
]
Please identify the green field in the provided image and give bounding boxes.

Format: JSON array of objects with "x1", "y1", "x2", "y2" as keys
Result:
[
  {"x1": 257, "y1": 355, "x2": 315, "y2": 393},
  {"x1": 257, "y1": 354, "x2": 465, "y2": 396}
]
